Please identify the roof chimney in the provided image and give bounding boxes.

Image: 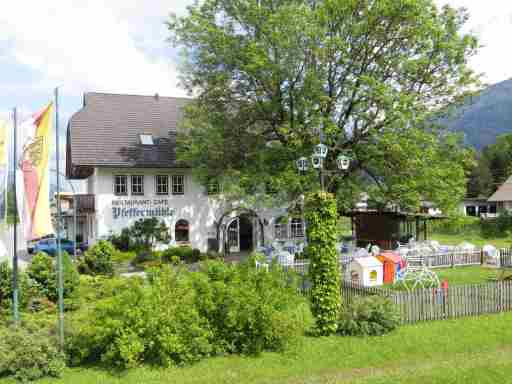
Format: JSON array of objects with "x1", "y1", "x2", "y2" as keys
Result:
[{"x1": 154, "y1": 93, "x2": 159, "y2": 101}]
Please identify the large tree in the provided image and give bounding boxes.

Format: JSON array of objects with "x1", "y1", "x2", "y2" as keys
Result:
[{"x1": 168, "y1": 0, "x2": 479, "y2": 214}]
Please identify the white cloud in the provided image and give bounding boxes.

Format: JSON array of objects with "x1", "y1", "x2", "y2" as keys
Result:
[
  {"x1": 0, "y1": 1, "x2": 194, "y2": 98},
  {"x1": 438, "y1": 0, "x2": 512, "y2": 84},
  {"x1": 1, "y1": 0, "x2": 511, "y2": 105}
]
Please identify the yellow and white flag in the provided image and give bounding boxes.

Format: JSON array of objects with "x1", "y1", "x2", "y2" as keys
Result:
[{"x1": 17, "y1": 104, "x2": 54, "y2": 240}]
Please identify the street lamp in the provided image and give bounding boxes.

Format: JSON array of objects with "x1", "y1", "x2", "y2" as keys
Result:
[{"x1": 296, "y1": 146, "x2": 352, "y2": 191}]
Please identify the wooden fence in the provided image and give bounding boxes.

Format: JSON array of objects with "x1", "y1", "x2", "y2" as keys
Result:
[
  {"x1": 425, "y1": 250, "x2": 483, "y2": 268},
  {"x1": 499, "y1": 248, "x2": 512, "y2": 267},
  {"x1": 341, "y1": 280, "x2": 512, "y2": 324}
]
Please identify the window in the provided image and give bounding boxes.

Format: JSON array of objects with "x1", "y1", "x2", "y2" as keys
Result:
[
  {"x1": 291, "y1": 218, "x2": 305, "y2": 238},
  {"x1": 207, "y1": 180, "x2": 220, "y2": 195},
  {"x1": 172, "y1": 175, "x2": 185, "y2": 195},
  {"x1": 274, "y1": 217, "x2": 288, "y2": 239},
  {"x1": 131, "y1": 175, "x2": 144, "y2": 195},
  {"x1": 175, "y1": 219, "x2": 189, "y2": 242},
  {"x1": 139, "y1": 134, "x2": 154, "y2": 145},
  {"x1": 156, "y1": 175, "x2": 169, "y2": 195},
  {"x1": 466, "y1": 206, "x2": 476, "y2": 217},
  {"x1": 114, "y1": 175, "x2": 128, "y2": 196}
]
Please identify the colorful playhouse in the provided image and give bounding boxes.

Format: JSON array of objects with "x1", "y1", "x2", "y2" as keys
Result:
[
  {"x1": 377, "y1": 252, "x2": 404, "y2": 284},
  {"x1": 347, "y1": 256, "x2": 383, "y2": 287}
]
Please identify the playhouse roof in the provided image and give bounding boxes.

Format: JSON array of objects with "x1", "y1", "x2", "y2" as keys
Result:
[
  {"x1": 353, "y1": 256, "x2": 382, "y2": 268},
  {"x1": 378, "y1": 252, "x2": 402, "y2": 263}
]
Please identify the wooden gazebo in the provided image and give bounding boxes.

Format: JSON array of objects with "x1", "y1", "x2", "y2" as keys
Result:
[{"x1": 345, "y1": 209, "x2": 445, "y2": 250}]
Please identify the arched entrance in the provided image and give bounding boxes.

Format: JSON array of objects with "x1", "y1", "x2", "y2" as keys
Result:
[{"x1": 226, "y1": 214, "x2": 255, "y2": 253}]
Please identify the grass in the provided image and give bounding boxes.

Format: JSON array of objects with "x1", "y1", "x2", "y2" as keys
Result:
[
  {"x1": 3, "y1": 312, "x2": 512, "y2": 384},
  {"x1": 430, "y1": 232, "x2": 510, "y2": 249},
  {"x1": 383, "y1": 266, "x2": 512, "y2": 291}
]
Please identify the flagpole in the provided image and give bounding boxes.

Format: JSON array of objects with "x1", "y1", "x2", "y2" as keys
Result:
[
  {"x1": 55, "y1": 87, "x2": 64, "y2": 349},
  {"x1": 12, "y1": 107, "x2": 19, "y2": 326}
]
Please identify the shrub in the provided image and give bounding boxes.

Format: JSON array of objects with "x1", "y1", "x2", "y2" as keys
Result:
[
  {"x1": 431, "y1": 214, "x2": 480, "y2": 235},
  {"x1": 131, "y1": 249, "x2": 159, "y2": 267},
  {"x1": 0, "y1": 326, "x2": 65, "y2": 382},
  {"x1": 0, "y1": 262, "x2": 33, "y2": 312},
  {"x1": 337, "y1": 296, "x2": 400, "y2": 336},
  {"x1": 194, "y1": 260, "x2": 312, "y2": 354},
  {"x1": 27, "y1": 252, "x2": 80, "y2": 303},
  {"x1": 305, "y1": 191, "x2": 340, "y2": 335},
  {"x1": 108, "y1": 228, "x2": 133, "y2": 251},
  {"x1": 178, "y1": 246, "x2": 194, "y2": 263},
  {"x1": 67, "y1": 271, "x2": 212, "y2": 368},
  {"x1": 161, "y1": 246, "x2": 195, "y2": 263},
  {"x1": 68, "y1": 262, "x2": 311, "y2": 369},
  {"x1": 192, "y1": 248, "x2": 201, "y2": 262},
  {"x1": 77, "y1": 240, "x2": 115, "y2": 276},
  {"x1": 112, "y1": 250, "x2": 137, "y2": 264},
  {"x1": 206, "y1": 251, "x2": 222, "y2": 260},
  {"x1": 481, "y1": 210, "x2": 512, "y2": 238}
]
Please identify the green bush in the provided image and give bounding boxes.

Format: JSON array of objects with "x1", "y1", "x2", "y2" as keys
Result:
[
  {"x1": 108, "y1": 228, "x2": 134, "y2": 251},
  {"x1": 67, "y1": 271, "x2": 212, "y2": 368},
  {"x1": 0, "y1": 326, "x2": 65, "y2": 382},
  {"x1": 338, "y1": 296, "x2": 400, "y2": 336},
  {"x1": 112, "y1": 250, "x2": 137, "y2": 264},
  {"x1": 68, "y1": 262, "x2": 310, "y2": 369},
  {"x1": 481, "y1": 210, "x2": 512, "y2": 238},
  {"x1": 431, "y1": 214, "x2": 480, "y2": 235},
  {"x1": 161, "y1": 246, "x2": 196, "y2": 263},
  {"x1": 0, "y1": 262, "x2": 33, "y2": 312},
  {"x1": 194, "y1": 260, "x2": 312, "y2": 354},
  {"x1": 27, "y1": 252, "x2": 80, "y2": 303},
  {"x1": 77, "y1": 240, "x2": 115, "y2": 276},
  {"x1": 192, "y1": 248, "x2": 201, "y2": 262},
  {"x1": 206, "y1": 251, "x2": 222, "y2": 260},
  {"x1": 131, "y1": 249, "x2": 159, "y2": 267}
]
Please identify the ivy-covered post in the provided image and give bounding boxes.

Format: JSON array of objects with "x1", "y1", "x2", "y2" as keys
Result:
[{"x1": 305, "y1": 191, "x2": 340, "y2": 335}]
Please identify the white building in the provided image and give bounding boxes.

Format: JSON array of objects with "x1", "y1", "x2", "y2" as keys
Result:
[{"x1": 66, "y1": 93, "x2": 305, "y2": 253}]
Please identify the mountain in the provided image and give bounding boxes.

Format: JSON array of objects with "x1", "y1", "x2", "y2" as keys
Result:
[{"x1": 444, "y1": 79, "x2": 512, "y2": 150}]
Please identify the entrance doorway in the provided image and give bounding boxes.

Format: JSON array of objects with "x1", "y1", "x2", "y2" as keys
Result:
[
  {"x1": 226, "y1": 215, "x2": 254, "y2": 253},
  {"x1": 239, "y1": 215, "x2": 253, "y2": 251}
]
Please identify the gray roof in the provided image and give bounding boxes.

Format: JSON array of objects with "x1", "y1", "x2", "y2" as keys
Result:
[
  {"x1": 67, "y1": 92, "x2": 190, "y2": 177},
  {"x1": 488, "y1": 175, "x2": 512, "y2": 202}
]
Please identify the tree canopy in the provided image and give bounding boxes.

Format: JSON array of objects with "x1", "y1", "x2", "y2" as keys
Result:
[
  {"x1": 467, "y1": 134, "x2": 512, "y2": 198},
  {"x1": 168, "y1": 0, "x2": 479, "y2": 214}
]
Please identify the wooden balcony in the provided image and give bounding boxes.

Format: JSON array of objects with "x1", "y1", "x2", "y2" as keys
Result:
[{"x1": 73, "y1": 194, "x2": 95, "y2": 213}]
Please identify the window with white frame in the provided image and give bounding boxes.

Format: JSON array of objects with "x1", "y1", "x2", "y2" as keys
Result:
[
  {"x1": 291, "y1": 218, "x2": 305, "y2": 238},
  {"x1": 155, "y1": 175, "x2": 169, "y2": 195},
  {"x1": 131, "y1": 175, "x2": 144, "y2": 195},
  {"x1": 172, "y1": 175, "x2": 185, "y2": 195},
  {"x1": 274, "y1": 217, "x2": 288, "y2": 239},
  {"x1": 114, "y1": 175, "x2": 128, "y2": 196}
]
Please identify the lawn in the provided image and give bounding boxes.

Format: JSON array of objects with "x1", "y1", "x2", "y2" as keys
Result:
[
  {"x1": 3, "y1": 312, "x2": 512, "y2": 384},
  {"x1": 382, "y1": 266, "x2": 512, "y2": 291},
  {"x1": 430, "y1": 232, "x2": 510, "y2": 249}
]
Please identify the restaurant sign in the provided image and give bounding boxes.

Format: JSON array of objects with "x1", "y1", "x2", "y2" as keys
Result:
[{"x1": 112, "y1": 199, "x2": 176, "y2": 219}]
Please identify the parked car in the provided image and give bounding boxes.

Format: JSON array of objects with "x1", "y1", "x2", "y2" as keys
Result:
[
  {"x1": 27, "y1": 235, "x2": 55, "y2": 254},
  {"x1": 32, "y1": 238, "x2": 76, "y2": 256}
]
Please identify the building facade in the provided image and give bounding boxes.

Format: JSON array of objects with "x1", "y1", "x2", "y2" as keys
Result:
[{"x1": 66, "y1": 92, "x2": 304, "y2": 253}]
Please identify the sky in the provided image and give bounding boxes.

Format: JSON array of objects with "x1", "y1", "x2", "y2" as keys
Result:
[{"x1": 1, "y1": 0, "x2": 512, "y2": 187}]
